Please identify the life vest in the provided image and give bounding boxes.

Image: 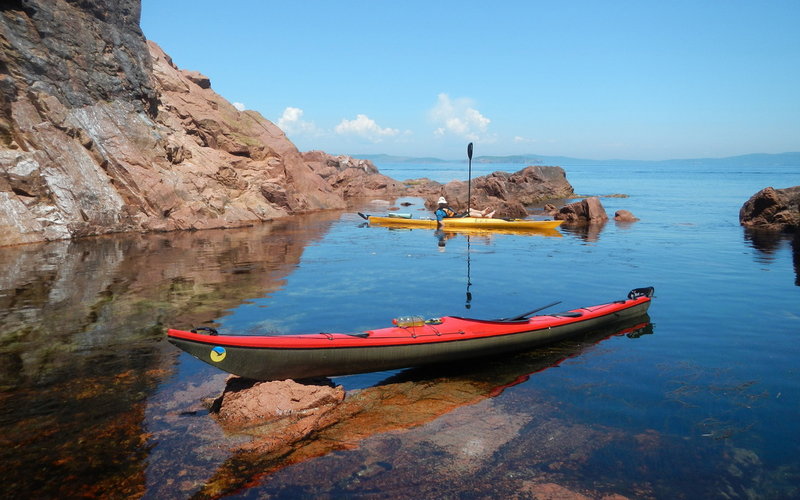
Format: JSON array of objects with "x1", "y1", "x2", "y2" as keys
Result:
[{"x1": 441, "y1": 207, "x2": 456, "y2": 218}]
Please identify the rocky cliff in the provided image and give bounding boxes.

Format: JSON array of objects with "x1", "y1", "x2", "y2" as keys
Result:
[
  {"x1": 0, "y1": 0, "x2": 401, "y2": 247},
  {"x1": 0, "y1": 1, "x2": 574, "y2": 248}
]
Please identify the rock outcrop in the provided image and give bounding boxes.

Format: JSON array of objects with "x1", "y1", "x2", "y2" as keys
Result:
[
  {"x1": 739, "y1": 186, "x2": 800, "y2": 232},
  {"x1": 0, "y1": 1, "x2": 574, "y2": 248},
  {"x1": 0, "y1": 1, "x2": 397, "y2": 247},
  {"x1": 412, "y1": 166, "x2": 574, "y2": 219},
  {"x1": 302, "y1": 150, "x2": 404, "y2": 200},
  {"x1": 555, "y1": 196, "x2": 608, "y2": 224}
]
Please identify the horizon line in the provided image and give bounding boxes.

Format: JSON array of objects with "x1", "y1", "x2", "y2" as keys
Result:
[{"x1": 340, "y1": 151, "x2": 800, "y2": 164}]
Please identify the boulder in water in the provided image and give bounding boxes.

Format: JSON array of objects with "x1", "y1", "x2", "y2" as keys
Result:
[{"x1": 739, "y1": 186, "x2": 800, "y2": 232}]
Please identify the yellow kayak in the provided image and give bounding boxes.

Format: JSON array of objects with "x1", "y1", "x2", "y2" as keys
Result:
[{"x1": 359, "y1": 213, "x2": 563, "y2": 232}]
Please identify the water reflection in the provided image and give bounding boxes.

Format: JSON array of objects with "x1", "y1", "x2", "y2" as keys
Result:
[
  {"x1": 432, "y1": 227, "x2": 561, "y2": 251},
  {"x1": 0, "y1": 213, "x2": 341, "y2": 498},
  {"x1": 743, "y1": 228, "x2": 800, "y2": 285},
  {"x1": 559, "y1": 221, "x2": 607, "y2": 242},
  {"x1": 795, "y1": 233, "x2": 799, "y2": 286},
  {"x1": 434, "y1": 231, "x2": 513, "y2": 309},
  {"x1": 175, "y1": 317, "x2": 652, "y2": 498},
  {"x1": 434, "y1": 228, "x2": 455, "y2": 250}
]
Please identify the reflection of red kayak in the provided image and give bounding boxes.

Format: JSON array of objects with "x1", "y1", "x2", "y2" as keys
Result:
[{"x1": 167, "y1": 287, "x2": 654, "y2": 381}]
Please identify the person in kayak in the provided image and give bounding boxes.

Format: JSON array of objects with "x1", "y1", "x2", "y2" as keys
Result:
[{"x1": 435, "y1": 197, "x2": 495, "y2": 227}]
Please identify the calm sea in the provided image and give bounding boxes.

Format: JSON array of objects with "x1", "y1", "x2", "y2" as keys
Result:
[{"x1": 1, "y1": 160, "x2": 798, "y2": 498}]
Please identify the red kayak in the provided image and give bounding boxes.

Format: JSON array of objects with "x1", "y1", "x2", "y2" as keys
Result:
[{"x1": 167, "y1": 287, "x2": 654, "y2": 380}]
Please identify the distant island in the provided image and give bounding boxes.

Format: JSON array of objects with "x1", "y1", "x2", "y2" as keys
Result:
[
  {"x1": 350, "y1": 154, "x2": 450, "y2": 164},
  {"x1": 352, "y1": 152, "x2": 800, "y2": 167}
]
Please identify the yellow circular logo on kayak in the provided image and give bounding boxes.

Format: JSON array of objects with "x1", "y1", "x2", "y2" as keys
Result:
[{"x1": 210, "y1": 346, "x2": 226, "y2": 362}]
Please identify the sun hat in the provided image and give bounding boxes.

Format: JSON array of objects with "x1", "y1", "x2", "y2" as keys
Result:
[{"x1": 437, "y1": 196, "x2": 447, "y2": 204}]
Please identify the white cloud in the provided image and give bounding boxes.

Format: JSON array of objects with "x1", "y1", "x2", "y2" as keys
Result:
[
  {"x1": 232, "y1": 102, "x2": 246, "y2": 111},
  {"x1": 430, "y1": 93, "x2": 490, "y2": 140},
  {"x1": 277, "y1": 107, "x2": 318, "y2": 134},
  {"x1": 334, "y1": 114, "x2": 401, "y2": 142}
]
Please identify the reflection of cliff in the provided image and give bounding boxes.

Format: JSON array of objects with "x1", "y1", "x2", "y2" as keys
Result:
[
  {"x1": 558, "y1": 221, "x2": 607, "y2": 242},
  {"x1": 0, "y1": 212, "x2": 339, "y2": 497},
  {"x1": 183, "y1": 318, "x2": 652, "y2": 499},
  {"x1": 795, "y1": 233, "x2": 800, "y2": 287}
]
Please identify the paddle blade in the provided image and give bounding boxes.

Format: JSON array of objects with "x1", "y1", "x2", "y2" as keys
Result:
[{"x1": 467, "y1": 142, "x2": 473, "y2": 159}]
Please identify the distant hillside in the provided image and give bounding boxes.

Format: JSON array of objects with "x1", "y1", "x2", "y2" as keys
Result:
[
  {"x1": 353, "y1": 152, "x2": 800, "y2": 167},
  {"x1": 352, "y1": 154, "x2": 449, "y2": 164},
  {"x1": 663, "y1": 152, "x2": 800, "y2": 167}
]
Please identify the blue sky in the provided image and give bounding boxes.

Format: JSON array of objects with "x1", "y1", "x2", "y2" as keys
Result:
[{"x1": 140, "y1": 1, "x2": 799, "y2": 160}]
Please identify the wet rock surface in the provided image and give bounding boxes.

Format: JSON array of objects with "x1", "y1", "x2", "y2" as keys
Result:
[{"x1": 213, "y1": 377, "x2": 346, "y2": 432}]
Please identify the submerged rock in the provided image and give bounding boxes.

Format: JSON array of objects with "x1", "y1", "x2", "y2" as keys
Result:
[
  {"x1": 213, "y1": 377, "x2": 345, "y2": 431},
  {"x1": 739, "y1": 186, "x2": 800, "y2": 232}
]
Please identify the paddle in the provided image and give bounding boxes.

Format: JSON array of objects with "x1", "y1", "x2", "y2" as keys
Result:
[
  {"x1": 466, "y1": 142, "x2": 473, "y2": 215},
  {"x1": 501, "y1": 300, "x2": 562, "y2": 321},
  {"x1": 464, "y1": 143, "x2": 474, "y2": 309}
]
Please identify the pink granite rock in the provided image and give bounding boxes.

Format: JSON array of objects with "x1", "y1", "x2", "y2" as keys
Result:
[
  {"x1": 214, "y1": 377, "x2": 345, "y2": 430},
  {"x1": 555, "y1": 197, "x2": 609, "y2": 224},
  {"x1": 412, "y1": 166, "x2": 574, "y2": 219},
  {"x1": 740, "y1": 186, "x2": 800, "y2": 232},
  {"x1": 614, "y1": 209, "x2": 639, "y2": 222}
]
